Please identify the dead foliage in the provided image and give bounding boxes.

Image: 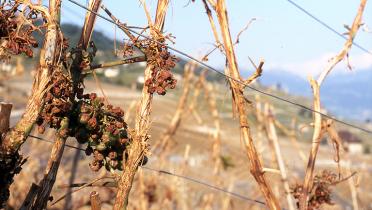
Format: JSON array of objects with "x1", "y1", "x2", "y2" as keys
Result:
[
  {"x1": 0, "y1": 0, "x2": 41, "y2": 60},
  {"x1": 292, "y1": 170, "x2": 339, "y2": 210},
  {"x1": 298, "y1": 0, "x2": 367, "y2": 208}
]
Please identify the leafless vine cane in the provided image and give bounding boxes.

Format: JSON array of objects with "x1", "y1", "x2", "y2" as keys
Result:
[
  {"x1": 28, "y1": 0, "x2": 104, "y2": 209},
  {"x1": 157, "y1": 62, "x2": 194, "y2": 153},
  {"x1": 186, "y1": 75, "x2": 203, "y2": 124},
  {"x1": 0, "y1": 0, "x2": 59, "y2": 207},
  {"x1": 113, "y1": 1, "x2": 172, "y2": 209},
  {"x1": 64, "y1": 1, "x2": 102, "y2": 209},
  {"x1": 200, "y1": 0, "x2": 281, "y2": 208},
  {"x1": 90, "y1": 191, "x2": 102, "y2": 210},
  {"x1": 198, "y1": 71, "x2": 222, "y2": 175},
  {"x1": 264, "y1": 104, "x2": 295, "y2": 210},
  {"x1": 298, "y1": 0, "x2": 367, "y2": 209}
]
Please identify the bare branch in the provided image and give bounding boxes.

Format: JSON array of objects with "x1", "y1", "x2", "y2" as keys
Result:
[
  {"x1": 51, "y1": 176, "x2": 110, "y2": 206},
  {"x1": 244, "y1": 58, "x2": 264, "y2": 85},
  {"x1": 0, "y1": 103, "x2": 12, "y2": 134},
  {"x1": 212, "y1": 0, "x2": 280, "y2": 209},
  {"x1": 206, "y1": 0, "x2": 216, "y2": 10},
  {"x1": 157, "y1": 62, "x2": 193, "y2": 152},
  {"x1": 1, "y1": 0, "x2": 61, "y2": 153},
  {"x1": 31, "y1": 118, "x2": 69, "y2": 210},
  {"x1": 274, "y1": 118, "x2": 307, "y2": 162},
  {"x1": 139, "y1": 0, "x2": 153, "y2": 29},
  {"x1": 298, "y1": 1, "x2": 367, "y2": 208},
  {"x1": 201, "y1": 0, "x2": 222, "y2": 48},
  {"x1": 0, "y1": 0, "x2": 62, "y2": 207},
  {"x1": 186, "y1": 72, "x2": 204, "y2": 124},
  {"x1": 58, "y1": 181, "x2": 117, "y2": 188},
  {"x1": 113, "y1": 1, "x2": 171, "y2": 209},
  {"x1": 30, "y1": 1, "x2": 102, "y2": 208},
  {"x1": 317, "y1": 0, "x2": 367, "y2": 86},
  {"x1": 264, "y1": 105, "x2": 296, "y2": 210},
  {"x1": 20, "y1": 183, "x2": 39, "y2": 210},
  {"x1": 346, "y1": 161, "x2": 359, "y2": 210},
  {"x1": 101, "y1": 5, "x2": 138, "y2": 42},
  {"x1": 83, "y1": 56, "x2": 146, "y2": 74},
  {"x1": 90, "y1": 191, "x2": 102, "y2": 210},
  {"x1": 79, "y1": 0, "x2": 102, "y2": 49},
  {"x1": 199, "y1": 72, "x2": 222, "y2": 174},
  {"x1": 298, "y1": 78, "x2": 322, "y2": 210},
  {"x1": 234, "y1": 18, "x2": 257, "y2": 44}
]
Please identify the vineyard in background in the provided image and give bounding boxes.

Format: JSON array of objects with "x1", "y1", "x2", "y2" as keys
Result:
[{"x1": 0, "y1": 0, "x2": 371, "y2": 210}]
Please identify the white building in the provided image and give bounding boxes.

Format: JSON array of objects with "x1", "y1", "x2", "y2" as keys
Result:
[
  {"x1": 338, "y1": 130, "x2": 363, "y2": 154},
  {"x1": 104, "y1": 68, "x2": 119, "y2": 78}
]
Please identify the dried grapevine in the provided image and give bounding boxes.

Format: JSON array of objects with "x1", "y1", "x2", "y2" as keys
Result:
[
  {"x1": 292, "y1": 170, "x2": 338, "y2": 210},
  {"x1": 0, "y1": 1, "x2": 43, "y2": 60},
  {"x1": 36, "y1": 45, "x2": 140, "y2": 172},
  {"x1": 121, "y1": 34, "x2": 178, "y2": 95}
]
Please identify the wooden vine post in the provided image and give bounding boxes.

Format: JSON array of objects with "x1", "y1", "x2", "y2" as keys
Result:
[
  {"x1": 26, "y1": 1, "x2": 103, "y2": 209},
  {"x1": 0, "y1": 103, "x2": 12, "y2": 135},
  {"x1": 64, "y1": 1, "x2": 102, "y2": 209},
  {"x1": 199, "y1": 72, "x2": 222, "y2": 174},
  {"x1": 158, "y1": 62, "x2": 194, "y2": 152},
  {"x1": 209, "y1": 0, "x2": 280, "y2": 209},
  {"x1": 113, "y1": 0, "x2": 170, "y2": 209},
  {"x1": 0, "y1": 1, "x2": 60, "y2": 207},
  {"x1": 186, "y1": 76, "x2": 203, "y2": 125},
  {"x1": 90, "y1": 191, "x2": 102, "y2": 210},
  {"x1": 274, "y1": 117, "x2": 307, "y2": 162},
  {"x1": 264, "y1": 104, "x2": 295, "y2": 210},
  {"x1": 298, "y1": 0, "x2": 367, "y2": 209}
]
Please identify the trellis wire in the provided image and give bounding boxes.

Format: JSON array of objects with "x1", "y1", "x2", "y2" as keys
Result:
[
  {"x1": 28, "y1": 134, "x2": 267, "y2": 207},
  {"x1": 65, "y1": 0, "x2": 372, "y2": 135}
]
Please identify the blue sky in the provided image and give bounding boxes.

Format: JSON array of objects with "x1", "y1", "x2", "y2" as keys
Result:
[{"x1": 61, "y1": 0, "x2": 372, "y2": 78}]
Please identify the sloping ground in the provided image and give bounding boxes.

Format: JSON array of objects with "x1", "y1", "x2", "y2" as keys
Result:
[{"x1": 2, "y1": 71, "x2": 372, "y2": 210}]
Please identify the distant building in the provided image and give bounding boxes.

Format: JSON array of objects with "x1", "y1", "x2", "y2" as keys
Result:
[
  {"x1": 0, "y1": 63, "x2": 13, "y2": 73},
  {"x1": 138, "y1": 61, "x2": 146, "y2": 67},
  {"x1": 136, "y1": 75, "x2": 145, "y2": 90},
  {"x1": 0, "y1": 59, "x2": 22, "y2": 80},
  {"x1": 338, "y1": 130, "x2": 363, "y2": 154},
  {"x1": 104, "y1": 68, "x2": 119, "y2": 78}
]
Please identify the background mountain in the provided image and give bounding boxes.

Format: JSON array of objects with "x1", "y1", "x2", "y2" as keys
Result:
[
  {"x1": 258, "y1": 69, "x2": 372, "y2": 122},
  {"x1": 51, "y1": 24, "x2": 371, "y2": 122}
]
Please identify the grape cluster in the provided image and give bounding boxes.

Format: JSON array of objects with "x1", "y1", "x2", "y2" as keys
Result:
[
  {"x1": 292, "y1": 170, "x2": 337, "y2": 210},
  {"x1": 73, "y1": 94, "x2": 130, "y2": 171},
  {"x1": 144, "y1": 40, "x2": 177, "y2": 95},
  {"x1": 0, "y1": 2, "x2": 40, "y2": 60},
  {"x1": 121, "y1": 42, "x2": 135, "y2": 57},
  {"x1": 36, "y1": 69, "x2": 134, "y2": 172},
  {"x1": 37, "y1": 70, "x2": 73, "y2": 135},
  {"x1": 120, "y1": 36, "x2": 178, "y2": 95}
]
